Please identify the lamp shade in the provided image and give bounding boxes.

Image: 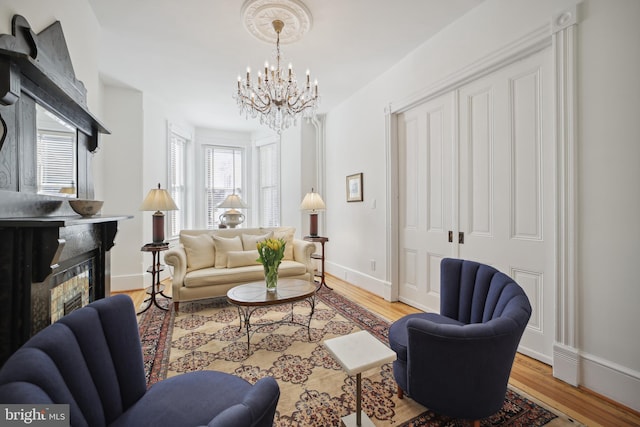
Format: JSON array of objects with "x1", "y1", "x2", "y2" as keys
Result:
[
  {"x1": 300, "y1": 190, "x2": 325, "y2": 212},
  {"x1": 139, "y1": 183, "x2": 177, "y2": 244},
  {"x1": 217, "y1": 194, "x2": 249, "y2": 209},
  {"x1": 140, "y1": 183, "x2": 178, "y2": 212}
]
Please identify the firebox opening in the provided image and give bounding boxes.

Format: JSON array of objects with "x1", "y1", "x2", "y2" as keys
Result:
[{"x1": 50, "y1": 258, "x2": 94, "y2": 324}]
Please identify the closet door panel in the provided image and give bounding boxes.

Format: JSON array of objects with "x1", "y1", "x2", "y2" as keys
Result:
[
  {"x1": 458, "y1": 50, "x2": 555, "y2": 361},
  {"x1": 398, "y1": 93, "x2": 454, "y2": 312}
]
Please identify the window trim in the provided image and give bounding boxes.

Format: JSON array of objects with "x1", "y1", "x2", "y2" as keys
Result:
[
  {"x1": 167, "y1": 123, "x2": 191, "y2": 240},
  {"x1": 257, "y1": 139, "x2": 281, "y2": 227}
]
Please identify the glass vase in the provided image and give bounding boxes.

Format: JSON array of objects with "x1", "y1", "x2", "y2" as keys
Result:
[{"x1": 264, "y1": 264, "x2": 279, "y2": 292}]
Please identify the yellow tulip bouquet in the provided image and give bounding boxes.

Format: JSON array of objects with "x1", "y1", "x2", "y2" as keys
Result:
[{"x1": 256, "y1": 237, "x2": 286, "y2": 291}]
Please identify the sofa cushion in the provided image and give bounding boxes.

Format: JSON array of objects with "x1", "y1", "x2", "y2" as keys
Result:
[
  {"x1": 213, "y1": 235, "x2": 243, "y2": 268},
  {"x1": 227, "y1": 250, "x2": 260, "y2": 268},
  {"x1": 184, "y1": 260, "x2": 308, "y2": 288},
  {"x1": 241, "y1": 232, "x2": 273, "y2": 251},
  {"x1": 181, "y1": 234, "x2": 215, "y2": 272},
  {"x1": 269, "y1": 227, "x2": 295, "y2": 260}
]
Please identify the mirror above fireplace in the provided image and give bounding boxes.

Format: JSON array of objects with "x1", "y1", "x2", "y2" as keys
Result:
[
  {"x1": 36, "y1": 103, "x2": 78, "y2": 198},
  {"x1": 0, "y1": 14, "x2": 109, "y2": 216}
]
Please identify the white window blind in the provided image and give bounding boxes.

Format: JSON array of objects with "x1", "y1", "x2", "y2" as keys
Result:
[
  {"x1": 203, "y1": 146, "x2": 244, "y2": 229},
  {"x1": 37, "y1": 130, "x2": 76, "y2": 196},
  {"x1": 168, "y1": 132, "x2": 187, "y2": 238},
  {"x1": 258, "y1": 142, "x2": 280, "y2": 226}
]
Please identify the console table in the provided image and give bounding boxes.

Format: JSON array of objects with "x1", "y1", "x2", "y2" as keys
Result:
[
  {"x1": 303, "y1": 235, "x2": 331, "y2": 290},
  {"x1": 139, "y1": 243, "x2": 170, "y2": 313}
]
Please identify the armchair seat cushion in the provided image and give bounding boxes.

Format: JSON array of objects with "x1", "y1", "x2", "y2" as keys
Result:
[
  {"x1": 111, "y1": 373, "x2": 279, "y2": 427},
  {"x1": 389, "y1": 312, "x2": 463, "y2": 361}
]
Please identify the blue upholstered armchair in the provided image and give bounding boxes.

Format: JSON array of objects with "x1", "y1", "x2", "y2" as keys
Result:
[
  {"x1": 0, "y1": 294, "x2": 280, "y2": 427},
  {"x1": 388, "y1": 258, "x2": 531, "y2": 425}
]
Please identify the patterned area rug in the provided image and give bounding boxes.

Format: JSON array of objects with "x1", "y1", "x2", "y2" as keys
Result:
[{"x1": 137, "y1": 288, "x2": 576, "y2": 427}]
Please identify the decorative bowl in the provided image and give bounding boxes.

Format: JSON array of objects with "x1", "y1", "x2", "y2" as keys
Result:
[{"x1": 69, "y1": 199, "x2": 104, "y2": 217}]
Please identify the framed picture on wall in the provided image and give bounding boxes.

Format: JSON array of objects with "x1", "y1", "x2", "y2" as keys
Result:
[{"x1": 346, "y1": 173, "x2": 363, "y2": 202}]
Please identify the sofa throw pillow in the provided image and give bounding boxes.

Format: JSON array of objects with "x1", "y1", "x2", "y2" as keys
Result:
[
  {"x1": 212, "y1": 235, "x2": 243, "y2": 268},
  {"x1": 241, "y1": 232, "x2": 273, "y2": 251},
  {"x1": 271, "y1": 227, "x2": 295, "y2": 260},
  {"x1": 181, "y1": 234, "x2": 215, "y2": 272},
  {"x1": 227, "y1": 250, "x2": 261, "y2": 268}
]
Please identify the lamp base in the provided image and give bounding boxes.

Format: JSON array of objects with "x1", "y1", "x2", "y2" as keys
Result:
[
  {"x1": 219, "y1": 209, "x2": 245, "y2": 228},
  {"x1": 309, "y1": 213, "x2": 319, "y2": 237},
  {"x1": 152, "y1": 211, "x2": 165, "y2": 244}
]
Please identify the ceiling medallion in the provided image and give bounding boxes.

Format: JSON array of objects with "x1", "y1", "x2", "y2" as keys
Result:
[{"x1": 241, "y1": 0, "x2": 312, "y2": 44}]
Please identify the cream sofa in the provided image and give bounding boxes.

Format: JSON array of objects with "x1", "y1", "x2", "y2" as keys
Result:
[{"x1": 164, "y1": 227, "x2": 315, "y2": 311}]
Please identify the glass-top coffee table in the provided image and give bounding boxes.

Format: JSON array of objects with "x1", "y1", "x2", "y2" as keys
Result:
[{"x1": 227, "y1": 278, "x2": 318, "y2": 355}]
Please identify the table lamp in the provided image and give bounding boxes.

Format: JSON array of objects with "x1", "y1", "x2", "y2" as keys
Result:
[
  {"x1": 300, "y1": 188, "x2": 325, "y2": 237},
  {"x1": 140, "y1": 183, "x2": 178, "y2": 244},
  {"x1": 217, "y1": 193, "x2": 248, "y2": 228}
]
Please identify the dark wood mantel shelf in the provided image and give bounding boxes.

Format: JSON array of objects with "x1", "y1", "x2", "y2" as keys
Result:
[{"x1": 0, "y1": 214, "x2": 132, "y2": 228}]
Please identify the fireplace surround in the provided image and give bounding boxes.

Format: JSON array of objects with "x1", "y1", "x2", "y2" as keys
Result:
[{"x1": 0, "y1": 215, "x2": 128, "y2": 364}]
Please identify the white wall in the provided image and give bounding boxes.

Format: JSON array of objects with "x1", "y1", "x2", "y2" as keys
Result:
[
  {"x1": 299, "y1": 120, "x2": 321, "y2": 237},
  {"x1": 102, "y1": 88, "x2": 195, "y2": 292},
  {"x1": 100, "y1": 85, "x2": 144, "y2": 290},
  {"x1": 279, "y1": 123, "x2": 304, "y2": 236},
  {"x1": 575, "y1": 0, "x2": 640, "y2": 408},
  {"x1": 325, "y1": 0, "x2": 640, "y2": 411},
  {"x1": 0, "y1": 0, "x2": 101, "y2": 115}
]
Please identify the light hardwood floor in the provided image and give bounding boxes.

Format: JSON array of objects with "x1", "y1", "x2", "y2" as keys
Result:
[{"x1": 119, "y1": 274, "x2": 640, "y2": 427}]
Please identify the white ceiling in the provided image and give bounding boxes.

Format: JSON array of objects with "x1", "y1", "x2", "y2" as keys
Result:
[{"x1": 88, "y1": 0, "x2": 483, "y2": 133}]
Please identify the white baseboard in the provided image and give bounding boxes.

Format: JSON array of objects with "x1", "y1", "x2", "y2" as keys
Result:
[
  {"x1": 552, "y1": 344, "x2": 640, "y2": 412},
  {"x1": 553, "y1": 343, "x2": 580, "y2": 386},
  {"x1": 110, "y1": 269, "x2": 171, "y2": 293},
  {"x1": 325, "y1": 261, "x2": 391, "y2": 301},
  {"x1": 110, "y1": 273, "x2": 143, "y2": 292},
  {"x1": 580, "y1": 352, "x2": 640, "y2": 412}
]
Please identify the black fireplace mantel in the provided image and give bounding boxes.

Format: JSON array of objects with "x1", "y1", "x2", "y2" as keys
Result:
[
  {"x1": 0, "y1": 215, "x2": 131, "y2": 365},
  {"x1": 0, "y1": 215, "x2": 130, "y2": 281}
]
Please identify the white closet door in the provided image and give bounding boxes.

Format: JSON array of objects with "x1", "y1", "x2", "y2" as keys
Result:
[
  {"x1": 458, "y1": 49, "x2": 555, "y2": 361},
  {"x1": 397, "y1": 47, "x2": 555, "y2": 362},
  {"x1": 397, "y1": 93, "x2": 454, "y2": 313}
]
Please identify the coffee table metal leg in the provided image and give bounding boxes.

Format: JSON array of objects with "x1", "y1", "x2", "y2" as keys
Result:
[
  {"x1": 236, "y1": 307, "x2": 243, "y2": 331},
  {"x1": 307, "y1": 296, "x2": 316, "y2": 341},
  {"x1": 243, "y1": 307, "x2": 253, "y2": 355}
]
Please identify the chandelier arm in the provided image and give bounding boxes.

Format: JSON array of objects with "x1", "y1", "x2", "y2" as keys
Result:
[
  {"x1": 238, "y1": 93, "x2": 272, "y2": 114},
  {"x1": 286, "y1": 89, "x2": 316, "y2": 111}
]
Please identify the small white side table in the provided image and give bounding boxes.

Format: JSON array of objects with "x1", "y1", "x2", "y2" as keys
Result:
[{"x1": 324, "y1": 330, "x2": 396, "y2": 427}]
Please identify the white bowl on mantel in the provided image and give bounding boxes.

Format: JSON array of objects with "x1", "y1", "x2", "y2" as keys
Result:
[{"x1": 69, "y1": 199, "x2": 104, "y2": 217}]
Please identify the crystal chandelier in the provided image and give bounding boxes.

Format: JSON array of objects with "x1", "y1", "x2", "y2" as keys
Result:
[{"x1": 234, "y1": 19, "x2": 319, "y2": 134}]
